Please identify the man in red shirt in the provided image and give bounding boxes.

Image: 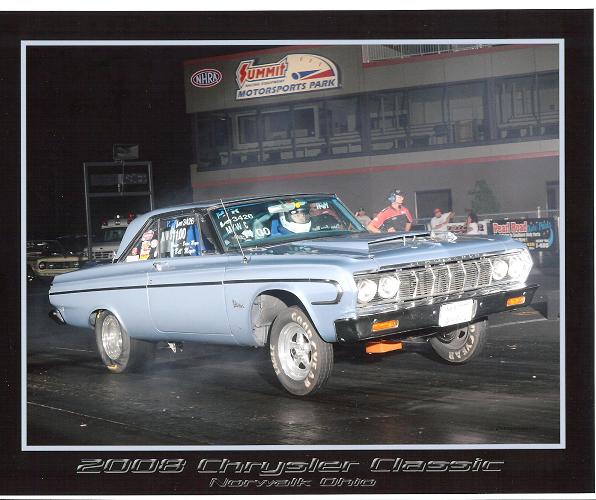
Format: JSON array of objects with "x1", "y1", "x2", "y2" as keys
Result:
[{"x1": 367, "y1": 189, "x2": 413, "y2": 233}]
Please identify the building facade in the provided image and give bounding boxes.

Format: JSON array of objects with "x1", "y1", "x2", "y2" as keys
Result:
[{"x1": 184, "y1": 44, "x2": 560, "y2": 221}]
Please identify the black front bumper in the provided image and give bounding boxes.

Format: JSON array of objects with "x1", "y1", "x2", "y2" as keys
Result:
[{"x1": 335, "y1": 284, "x2": 538, "y2": 343}]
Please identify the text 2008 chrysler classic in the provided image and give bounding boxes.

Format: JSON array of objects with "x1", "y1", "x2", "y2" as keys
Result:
[{"x1": 49, "y1": 193, "x2": 537, "y2": 396}]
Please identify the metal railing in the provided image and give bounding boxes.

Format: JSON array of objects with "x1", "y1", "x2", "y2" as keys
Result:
[
  {"x1": 362, "y1": 44, "x2": 492, "y2": 63},
  {"x1": 417, "y1": 209, "x2": 560, "y2": 226}
]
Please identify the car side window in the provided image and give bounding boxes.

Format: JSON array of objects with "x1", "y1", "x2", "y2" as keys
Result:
[
  {"x1": 125, "y1": 221, "x2": 159, "y2": 262},
  {"x1": 158, "y1": 213, "x2": 201, "y2": 258}
]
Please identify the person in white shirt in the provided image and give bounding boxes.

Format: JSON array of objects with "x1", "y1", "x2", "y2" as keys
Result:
[
  {"x1": 466, "y1": 212, "x2": 480, "y2": 235},
  {"x1": 430, "y1": 207, "x2": 454, "y2": 231}
]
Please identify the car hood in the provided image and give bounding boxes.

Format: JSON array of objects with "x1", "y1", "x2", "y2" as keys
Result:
[{"x1": 261, "y1": 231, "x2": 519, "y2": 268}]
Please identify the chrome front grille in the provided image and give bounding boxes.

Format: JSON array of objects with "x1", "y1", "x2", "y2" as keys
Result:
[
  {"x1": 394, "y1": 259, "x2": 494, "y2": 301},
  {"x1": 356, "y1": 254, "x2": 518, "y2": 306},
  {"x1": 42, "y1": 261, "x2": 78, "y2": 269}
]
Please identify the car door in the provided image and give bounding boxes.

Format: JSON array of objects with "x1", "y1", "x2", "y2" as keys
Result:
[{"x1": 147, "y1": 211, "x2": 230, "y2": 335}]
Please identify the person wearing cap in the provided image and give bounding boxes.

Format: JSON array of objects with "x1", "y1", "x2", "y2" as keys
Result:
[
  {"x1": 430, "y1": 207, "x2": 454, "y2": 231},
  {"x1": 367, "y1": 189, "x2": 413, "y2": 233}
]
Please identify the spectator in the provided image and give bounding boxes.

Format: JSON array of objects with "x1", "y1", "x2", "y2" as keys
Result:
[
  {"x1": 354, "y1": 208, "x2": 372, "y2": 227},
  {"x1": 367, "y1": 189, "x2": 413, "y2": 233},
  {"x1": 430, "y1": 207, "x2": 454, "y2": 231},
  {"x1": 430, "y1": 208, "x2": 455, "y2": 231},
  {"x1": 466, "y1": 212, "x2": 480, "y2": 235}
]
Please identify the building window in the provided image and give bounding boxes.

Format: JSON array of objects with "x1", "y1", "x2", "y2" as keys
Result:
[
  {"x1": 410, "y1": 87, "x2": 444, "y2": 125},
  {"x1": 262, "y1": 108, "x2": 291, "y2": 141},
  {"x1": 262, "y1": 107, "x2": 292, "y2": 163},
  {"x1": 294, "y1": 106, "x2": 317, "y2": 138},
  {"x1": 496, "y1": 75, "x2": 538, "y2": 139},
  {"x1": 369, "y1": 92, "x2": 409, "y2": 152},
  {"x1": 237, "y1": 113, "x2": 258, "y2": 146},
  {"x1": 195, "y1": 113, "x2": 230, "y2": 168},
  {"x1": 326, "y1": 97, "x2": 359, "y2": 135},
  {"x1": 414, "y1": 189, "x2": 453, "y2": 220},
  {"x1": 537, "y1": 73, "x2": 559, "y2": 136},
  {"x1": 326, "y1": 97, "x2": 361, "y2": 154},
  {"x1": 294, "y1": 103, "x2": 326, "y2": 159},
  {"x1": 447, "y1": 82, "x2": 486, "y2": 143},
  {"x1": 408, "y1": 87, "x2": 446, "y2": 147}
]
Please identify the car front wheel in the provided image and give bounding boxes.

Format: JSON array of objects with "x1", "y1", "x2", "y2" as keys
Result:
[
  {"x1": 269, "y1": 306, "x2": 333, "y2": 396},
  {"x1": 95, "y1": 310, "x2": 155, "y2": 373},
  {"x1": 429, "y1": 318, "x2": 488, "y2": 364}
]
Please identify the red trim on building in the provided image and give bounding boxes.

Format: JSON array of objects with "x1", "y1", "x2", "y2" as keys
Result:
[
  {"x1": 184, "y1": 45, "x2": 322, "y2": 66},
  {"x1": 362, "y1": 44, "x2": 537, "y2": 69},
  {"x1": 192, "y1": 150, "x2": 559, "y2": 189}
]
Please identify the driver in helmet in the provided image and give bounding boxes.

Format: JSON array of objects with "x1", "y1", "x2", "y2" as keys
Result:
[
  {"x1": 279, "y1": 205, "x2": 312, "y2": 233},
  {"x1": 271, "y1": 204, "x2": 312, "y2": 234}
]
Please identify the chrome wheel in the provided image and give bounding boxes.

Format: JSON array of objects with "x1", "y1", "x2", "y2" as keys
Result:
[
  {"x1": 101, "y1": 314, "x2": 123, "y2": 360},
  {"x1": 277, "y1": 322, "x2": 312, "y2": 381}
]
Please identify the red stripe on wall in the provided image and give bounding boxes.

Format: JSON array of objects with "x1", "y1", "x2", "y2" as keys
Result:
[
  {"x1": 362, "y1": 44, "x2": 539, "y2": 69},
  {"x1": 192, "y1": 150, "x2": 559, "y2": 189}
]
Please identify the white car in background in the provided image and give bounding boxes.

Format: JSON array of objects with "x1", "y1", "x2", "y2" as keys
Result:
[{"x1": 27, "y1": 240, "x2": 82, "y2": 279}]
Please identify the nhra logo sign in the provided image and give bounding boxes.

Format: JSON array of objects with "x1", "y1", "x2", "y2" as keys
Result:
[
  {"x1": 235, "y1": 53, "x2": 339, "y2": 100},
  {"x1": 190, "y1": 68, "x2": 223, "y2": 88}
]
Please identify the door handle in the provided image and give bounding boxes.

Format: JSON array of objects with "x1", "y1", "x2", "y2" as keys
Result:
[{"x1": 152, "y1": 261, "x2": 171, "y2": 272}]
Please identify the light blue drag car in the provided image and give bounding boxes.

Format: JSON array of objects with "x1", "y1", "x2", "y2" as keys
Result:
[{"x1": 49, "y1": 193, "x2": 537, "y2": 396}]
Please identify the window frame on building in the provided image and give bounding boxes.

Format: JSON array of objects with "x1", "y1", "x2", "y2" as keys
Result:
[{"x1": 191, "y1": 71, "x2": 559, "y2": 172}]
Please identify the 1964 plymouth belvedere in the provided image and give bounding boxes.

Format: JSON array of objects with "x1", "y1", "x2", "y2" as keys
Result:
[{"x1": 49, "y1": 193, "x2": 537, "y2": 396}]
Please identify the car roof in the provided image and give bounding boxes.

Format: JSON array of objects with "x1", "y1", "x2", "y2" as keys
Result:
[{"x1": 116, "y1": 193, "x2": 336, "y2": 258}]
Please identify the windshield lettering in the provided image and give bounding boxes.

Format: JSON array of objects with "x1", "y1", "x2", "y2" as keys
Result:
[{"x1": 210, "y1": 195, "x2": 365, "y2": 251}]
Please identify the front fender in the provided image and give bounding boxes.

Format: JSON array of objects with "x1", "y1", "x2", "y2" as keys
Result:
[{"x1": 223, "y1": 274, "x2": 357, "y2": 344}]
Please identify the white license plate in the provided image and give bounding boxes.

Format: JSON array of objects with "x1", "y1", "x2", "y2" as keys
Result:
[{"x1": 438, "y1": 299, "x2": 474, "y2": 327}]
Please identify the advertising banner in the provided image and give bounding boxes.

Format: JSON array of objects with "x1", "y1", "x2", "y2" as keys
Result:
[
  {"x1": 488, "y1": 217, "x2": 558, "y2": 252},
  {"x1": 235, "y1": 53, "x2": 340, "y2": 100}
]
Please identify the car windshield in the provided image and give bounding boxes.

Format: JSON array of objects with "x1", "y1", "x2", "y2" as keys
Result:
[
  {"x1": 100, "y1": 227, "x2": 127, "y2": 243},
  {"x1": 210, "y1": 195, "x2": 365, "y2": 251},
  {"x1": 27, "y1": 240, "x2": 65, "y2": 256}
]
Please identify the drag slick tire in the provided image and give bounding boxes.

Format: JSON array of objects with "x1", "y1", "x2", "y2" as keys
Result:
[
  {"x1": 95, "y1": 310, "x2": 155, "y2": 373},
  {"x1": 430, "y1": 319, "x2": 488, "y2": 364},
  {"x1": 269, "y1": 306, "x2": 333, "y2": 396}
]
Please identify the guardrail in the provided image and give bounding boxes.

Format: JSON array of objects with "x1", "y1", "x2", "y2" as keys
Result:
[{"x1": 362, "y1": 44, "x2": 492, "y2": 63}]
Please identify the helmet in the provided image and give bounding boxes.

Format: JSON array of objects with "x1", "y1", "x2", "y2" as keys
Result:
[
  {"x1": 280, "y1": 206, "x2": 311, "y2": 233},
  {"x1": 387, "y1": 189, "x2": 404, "y2": 203}
]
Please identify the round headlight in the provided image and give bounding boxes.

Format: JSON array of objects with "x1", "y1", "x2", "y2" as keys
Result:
[
  {"x1": 508, "y1": 251, "x2": 532, "y2": 282},
  {"x1": 491, "y1": 258, "x2": 508, "y2": 281},
  {"x1": 378, "y1": 275, "x2": 400, "y2": 299},
  {"x1": 38, "y1": 262, "x2": 46, "y2": 270},
  {"x1": 357, "y1": 279, "x2": 377, "y2": 304}
]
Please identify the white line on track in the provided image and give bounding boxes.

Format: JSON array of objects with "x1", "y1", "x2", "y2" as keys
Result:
[
  {"x1": 27, "y1": 402, "x2": 188, "y2": 440},
  {"x1": 28, "y1": 402, "x2": 133, "y2": 428},
  {"x1": 489, "y1": 317, "x2": 550, "y2": 329},
  {"x1": 53, "y1": 347, "x2": 95, "y2": 353}
]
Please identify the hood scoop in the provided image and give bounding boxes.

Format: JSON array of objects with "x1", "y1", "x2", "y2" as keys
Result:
[{"x1": 367, "y1": 231, "x2": 432, "y2": 246}]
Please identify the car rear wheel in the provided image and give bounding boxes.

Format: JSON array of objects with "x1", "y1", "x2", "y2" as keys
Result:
[
  {"x1": 95, "y1": 310, "x2": 155, "y2": 373},
  {"x1": 429, "y1": 319, "x2": 488, "y2": 364},
  {"x1": 269, "y1": 306, "x2": 333, "y2": 396}
]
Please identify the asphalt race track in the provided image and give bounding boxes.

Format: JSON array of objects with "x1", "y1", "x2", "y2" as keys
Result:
[{"x1": 26, "y1": 268, "x2": 560, "y2": 447}]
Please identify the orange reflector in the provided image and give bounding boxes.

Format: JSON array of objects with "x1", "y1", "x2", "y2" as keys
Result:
[
  {"x1": 507, "y1": 296, "x2": 526, "y2": 307},
  {"x1": 366, "y1": 340, "x2": 403, "y2": 354},
  {"x1": 371, "y1": 319, "x2": 399, "y2": 332}
]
